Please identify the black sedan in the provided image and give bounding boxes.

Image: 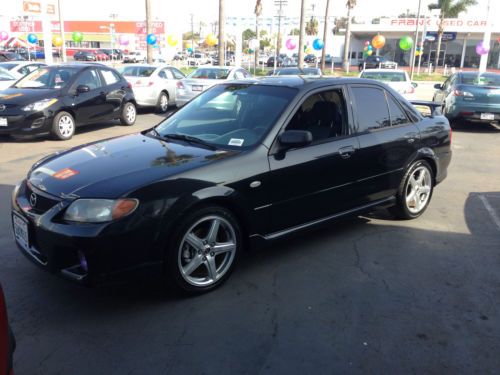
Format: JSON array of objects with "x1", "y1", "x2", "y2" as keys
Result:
[
  {"x1": 73, "y1": 51, "x2": 97, "y2": 61},
  {"x1": 268, "y1": 67, "x2": 322, "y2": 76},
  {"x1": 0, "y1": 64, "x2": 137, "y2": 140},
  {"x1": 11, "y1": 77, "x2": 452, "y2": 293}
]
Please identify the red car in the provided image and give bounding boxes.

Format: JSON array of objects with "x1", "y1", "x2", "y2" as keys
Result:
[
  {"x1": 93, "y1": 50, "x2": 110, "y2": 61},
  {"x1": 0, "y1": 283, "x2": 14, "y2": 375}
]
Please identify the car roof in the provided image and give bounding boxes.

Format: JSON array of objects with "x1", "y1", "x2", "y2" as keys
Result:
[
  {"x1": 460, "y1": 71, "x2": 500, "y2": 77},
  {"x1": 50, "y1": 63, "x2": 107, "y2": 69},
  {"x1": 361, "y1": 69, "x2": 406, "y2": 73},
  {"x1": 228, "y1": 76, "x2": 380, "y2": 89}
]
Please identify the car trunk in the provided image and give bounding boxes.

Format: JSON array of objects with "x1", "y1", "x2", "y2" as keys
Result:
[
  {"x1": 459, "y1": 84, "x2": 500, "y2": 105},
  {"x1": 182, "y1": 78, "x2": 221, "y2": 94}
]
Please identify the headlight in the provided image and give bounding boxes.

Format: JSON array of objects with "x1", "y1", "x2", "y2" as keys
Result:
[
  {"x1": 21, "y1": 98, "x2": 58, "y2": 112},
  {"x1": 63, "y1": 198, "x2": 139, "y2": 223}
]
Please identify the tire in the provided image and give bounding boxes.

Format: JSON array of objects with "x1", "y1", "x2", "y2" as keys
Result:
[
  {"x1": 390, "y1": 160, "x2": 434, "y2": 220},
  {"x1": 165, "y1": 205, "x2": 242, "y2": 294},
  {"x1": 120, "y1": 102, "x2": 137, "y2": 126},
  {"x1": 156, "y1": 92, "x2": 169, "y2": 113},
  {"x1": 51, "y1": 111, "x2": 75, "y2": 140}
]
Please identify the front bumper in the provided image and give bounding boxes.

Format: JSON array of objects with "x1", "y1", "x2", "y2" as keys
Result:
[{"x1": 0, "y1": 108, "x2": 53, "y2": 136}]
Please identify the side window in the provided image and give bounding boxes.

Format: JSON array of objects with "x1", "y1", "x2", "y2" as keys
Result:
[
  {"x1": 234, "y1": 70, "x2": 244, "y2": 79},
  {"x1": 386, "y1": 93, "x2": 410, "y2": 126},
  {"x1": 285, "y1": 88, "x2": 347, "y2": 143},
  {"x1": 100, "y1": 69, "x2": 120, "y2": 85},
  {"x1": 18, "y1": 66, "x2": 30, "y2": 75},
  {"x1": 351, "y1": 87, "x2": 390, "y2": 131},
  {"x1": 75, "y1": 69, "x2": 102, "y2": 90},
  {"x1": 242, "y1": 69, "x2": 252, "y2": 78},
  {"x1": 163, "y1": 69, "x2": 174, "y2": 79},
  {"x1": 442, "y1": 76, "x2": 453, "y2": 90},
  {"x1": 170, "y1": 68, "x2": 185, "y2": 79}
]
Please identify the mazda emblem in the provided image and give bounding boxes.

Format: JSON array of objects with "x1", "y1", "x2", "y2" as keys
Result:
[
  {"x1": 30, "y1": 192, "x2": 37, "y2": 207},
  {"x1": 0, "y1": 104, "x2": 5, "y2": 111}
]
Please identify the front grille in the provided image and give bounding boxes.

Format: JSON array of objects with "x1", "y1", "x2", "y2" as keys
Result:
[{"x1": 26, "y1": 184, "x2": 61, "y2": 215}]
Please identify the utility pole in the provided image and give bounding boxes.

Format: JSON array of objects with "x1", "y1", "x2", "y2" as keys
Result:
[
  {"x1": 254, "y1": 0, "x2": 262, "y2": 75},
  {"x1": 298, "y1": 0, "x2": 306, "y2": 68},
  {"x1": 410, "y1": 0, "x2": 422, "y2": 80},
  {"x1": 190, "y1": 14, "x2": 194, "y2": 55},
  {"x1": 274, "y1": 0, "x2": 287, "y2": 71},
  {"x1": 320, "y1": 0, "x2": 330, "y2": 72},
  {"x1": 342, "y1": 1, "x2": 354, "y2": 72},
  {"x1": 145, "y1": 0, "x2": 152, "y2": 64},
  {"x1": 57, "y1": 0, "x2": 66, "y2": 62},
  {"x1": 218, "y1": 0, "x2": 225, "y2": 66}
]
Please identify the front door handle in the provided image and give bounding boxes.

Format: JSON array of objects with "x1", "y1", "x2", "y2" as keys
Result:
[{"x1": 339, "y1": 145, "x2": 355, "y2": 159}]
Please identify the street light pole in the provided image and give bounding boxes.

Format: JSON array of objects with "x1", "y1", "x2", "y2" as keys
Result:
[
  {"x1": 410, "y1": 0, "x2": 422, "y2": 80},
  {"x1": 57, "y1": 0, "x2": 66, "y2": 62}
]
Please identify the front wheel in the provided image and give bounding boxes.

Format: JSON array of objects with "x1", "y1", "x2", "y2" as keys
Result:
[
  {"x1": 51, "y1": 111, "x2": 75, "y2": 140},
  {"x1": 156, "y1": 92, "x2": 169, "y2": 113},
  {"x1": 390, "y1": 160, "x2": 434, "y2": 219},
  {"x1": 120, "y1": 102, "x2": 136, "y2": 126},
  {"x1": 165, "y1": 206, "x2": 242, "y2": 294}
]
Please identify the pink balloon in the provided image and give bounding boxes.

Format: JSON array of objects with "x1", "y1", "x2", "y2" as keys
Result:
[
  {"x1": 475, "y1": 41, "x2": 490, "y2": 56},
  {"x1": 285, "y1": 38, "x2": 296, "y2": 50},
  {"x1": 0, "y1": 31, "x2": 8, "y2": 41},
  {"x1": 118, "y1": 34, "x2": 129, "y2": 46}
]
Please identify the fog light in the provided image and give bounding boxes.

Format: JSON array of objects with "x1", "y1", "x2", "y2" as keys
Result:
[
  {"x1": 31, "y1": 118, "x2": 46, "y2": 129},
  {"x1": 78, "y1": 251, "x2": 88, "y2": 272}
]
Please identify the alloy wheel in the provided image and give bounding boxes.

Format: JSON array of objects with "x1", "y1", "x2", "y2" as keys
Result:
[
  {"x1": 126, "y1": 104, "x2": 136, "y2": 123},
  {"x1": 405, "y1": 166, "x2": 432, "y2": 214},
  {"x1": 160, "y1": 94, "x2": 169, "y2": 112},
  {"x1": 58, "y1": 115, "x2": 74, "y2": 137}
]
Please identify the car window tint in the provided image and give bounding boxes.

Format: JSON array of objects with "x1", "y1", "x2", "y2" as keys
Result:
[
  {"x1": 351, "y1": 87, "x2": 390, "y2": 131},
  {"x1": 386, "y1": 93, "x2": 410, "y2": 126},
  {"x1": 170, "y1": 68, "x2": 185, "y2": 79},
  {"x1": 76, "y1": 69, "x2": 102, "y2": 90},
  {"x1": 286, "y1": 88, "x2": 347, "y2": 142},
  {"x1": 361, "y1": 72, "x2": 406, "y2": 82},
  {"x1": 234, "y1": 71, "x2": 244, "y2": 79},
  {"x1": 101, "y1": 69, "x2": 120, "y2": 85},
  {"x1": 121, "y1": 66, "x2": 155, "y2": 77},
  {"x1": 163, "y1": 69, "x2": 174, "y2": 79}
]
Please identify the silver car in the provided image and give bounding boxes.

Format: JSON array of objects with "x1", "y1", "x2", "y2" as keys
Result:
[
  {"x1": 176, "y1": 66, "x2": 252, "y2": 107},
  {"x1": 120, "y1": 64, "x2": 186, "y2": 113}
]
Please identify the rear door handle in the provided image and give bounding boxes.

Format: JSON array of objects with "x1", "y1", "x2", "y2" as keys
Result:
[{"x1": 339, "y1": 145, "x2": 355, "y2": 159}]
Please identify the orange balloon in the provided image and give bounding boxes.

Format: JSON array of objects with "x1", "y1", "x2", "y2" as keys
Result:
[{"x1": 372, "y1": 35, "x2": 386, "y2": 49}]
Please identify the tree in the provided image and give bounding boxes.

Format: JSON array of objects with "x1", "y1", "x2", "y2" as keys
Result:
[
  {"x1": 298, "y1": 0, "x2": 306, "y2": 68},
  {"x1": 289, "y1": 28, "x2": 300, "y2": 36},
  {"x1": 254, "y1": 0, "x2": 262, "y2": 72},
  {"x1": 243, "y1": 28, "x2": 256, "y2": 41},
  {"x1": 428, "y1": 0, "x2": 477, "y2": 70},
  {"x1": 321, "y1": 0, "x2": 331, "y2": 71},
  {"x1": 333, "y1": 17, "x2": 348, "y2": 34},
  {"x1": 342, "y1": 0, "x2": 357, "y2": 71},
  {"x1": 305, "y1": 17, "x2": 319, "y2": 36},
  {"x1": 218, "y1": 0, "x2": 225, "y2": 66}
]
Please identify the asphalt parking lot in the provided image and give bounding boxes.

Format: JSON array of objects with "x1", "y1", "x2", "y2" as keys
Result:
[{"x1": 1, "y1": 85, "x2": 500, "y2": 374}]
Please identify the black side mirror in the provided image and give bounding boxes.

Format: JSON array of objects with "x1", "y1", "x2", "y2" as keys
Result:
[
  {"x1": 434, "y1": 83, "x2": 443, "y2": 90},
  {"x1": 279, "y1": 130, "x2": 313, "y2": 148},
  {"x1": 411, "y1": 82, "x2": 418, "y2": 88},
  {"x1": 76, "y1": 85, "x2": 90, "y2": 94}
]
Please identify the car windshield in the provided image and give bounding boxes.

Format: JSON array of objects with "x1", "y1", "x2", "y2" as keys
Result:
[
  {"x1": 302, "y1": 68, "x2": 321, "y2": 75},
  {"x1": 154, "y1": 84, "x2": 297, "y2": 149},
  {"x1": 121, "y1": 66, "x2": 156, "y2": 77},
  {"x1": 189, "y1": 68, "x2": 230, "y2": 80},
  {"x1": 14, "y1": 67, "x2": 78, "y2": 89},
  {"x1": 0, "y1": 67, "x2": 16, "y2": 81},
  {"x1": 362, "y1": 71, "x2": 407, "y2": 82},
  {"x1": 0, "y1": 63, "x2": 16, "y2": 70},
  {"x1": 462, "y1": 74, "x2": 500, "y2": 86},
  {"x1": 274, "y1": 68, "x2": 301, "y2": 75}
]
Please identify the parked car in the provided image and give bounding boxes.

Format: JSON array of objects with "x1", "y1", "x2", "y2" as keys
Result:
[
  {"x1": 0, "y1": 51, "x2": 26, "y2": 62},
  {"x1": 318, "y1": 54, "x2": 333, "y2": 65},
  {"x1": 0, "y1": 282, "x2": 15, "y2": 375},
  {"x1": 268, "y1": 67, "x2": 322, "y2": 76},
  {"x1": 0, "y1": 68, "x2": 18, "y2": 91},
  {"x1": 11, "y1": 76, "x2": 451, "y2": 293},
  {"x1": 73, "y1": 50, "x2": 97, "y2": 61},
  {"x1": 304, "y1": 54, "x2": 317, "y2": 64},
  {"x1": 98, "y1": 49, "x2": 121, "y2": 60},
  {"x1": 266, "y1": 54, "x2": 287, "y2": 67},
  {"x1": 93, "y1": 50, "x2": 110, "y2": 61},
  {"x1": 176, "y1": 66, "x2": 252, "y2": 107},
  {"x1": 433, "y1": 71, "x2": 500, "y2": 128},
  {"x1": 120, "y1": 64, "x2": 185, "y2": 112},
  {"x1": 187, "y1": 53, "x2": 212, "y2": 66},
  {"x1": 123, "y1": 51, "x2": 146, "y2": 63},
  {"x1": 0, "y1": 61, "x2": 47, "y2": 79},
  {"x1": 359, "y1": 69, "x2": 417, "y2": 99},
  {"x1": 0, "y1": 63, "x2": 136, "y2": 140},
  {"x1": 359, "y1": 55, "x2": 398, "y2": 71}
]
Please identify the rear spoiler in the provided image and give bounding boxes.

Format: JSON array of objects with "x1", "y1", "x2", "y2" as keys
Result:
[{"x1": 409, "y1": 100, "x2": 443, "y2": 117}]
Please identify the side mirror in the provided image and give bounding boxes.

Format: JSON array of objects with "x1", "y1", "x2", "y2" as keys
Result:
[
  {"x1": 279, "y1": 130, "x2": 313, "y2": 148},
  {"x1": 411, "y1": 82, "x2": 418, "y2": 88},
  {"x1": 76, "y1": 85, "x2": 90, "y2": 94},
  {"x1": 434, "y1": 83, "x2": 443, "y2": 90}
]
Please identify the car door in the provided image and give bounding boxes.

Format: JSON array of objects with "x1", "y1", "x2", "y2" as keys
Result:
[
  {"x1": 98, "y1": 68, "x2": 127, "y2": 119},
  {"x1": 266, "y1": 86, "x2": 360, "y2": 234},
  {"x1": 434, "y1": 74, "x2": 455, "y2": 103},
  {"x1": 158, "y1": 68, "x2": 178, "y2": 100},
  {"x1": 348, "y1": 84, "x2": 421, "y2": 204},
  {"x1": 70, "y1": 68, "x2": 108, "y2": 124}
]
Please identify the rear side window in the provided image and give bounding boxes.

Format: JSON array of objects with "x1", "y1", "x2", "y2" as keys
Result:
[
  {"x1": 170, "y1": 68, "x2": 185, "y2": 79},
  {"x1": 101, "y1": 69, "x2": 121, "y2": 85},
  {"x1": 351, "y1": 86, "x2": 390, "y2": 131},
  {"x1": 386, "y1": 93, "x2": 410, "y2": 126}
]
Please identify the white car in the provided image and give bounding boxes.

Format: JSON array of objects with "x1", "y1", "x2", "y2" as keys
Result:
[
  {"x1": 123, "y1": 51, "x2": 146, "y2": 63},
  {"x1": 0, "y1": 62, "x2": 47, "y2": 79},
  {"x1": 359, "y1": 69, "x2": 417, "y2": 99},
  {"x1": 120, "y1": 64, "x2": 186, "y2": 112},
  {"x1": 0, "y1": 68, "x2": 18, "y2": 91},
  {"x1": 175, "y1": 66, "x2": 252, "y2": 107}
]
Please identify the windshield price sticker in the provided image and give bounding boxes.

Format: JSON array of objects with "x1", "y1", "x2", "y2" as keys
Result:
[{"x1": 228, "y1": 138, "x2": 244, "y2": 146}]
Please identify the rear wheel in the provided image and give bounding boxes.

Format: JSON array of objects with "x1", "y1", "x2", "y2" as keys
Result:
[
  {"x1": 156, "y1": 92, "x2": 169, "y2": 113},
  {"x1": 120, "y1": 102, "x2": 136, "y2": 126},
  {"x1": 51, "y1": 111, "x2": 75, "y2": 140}
]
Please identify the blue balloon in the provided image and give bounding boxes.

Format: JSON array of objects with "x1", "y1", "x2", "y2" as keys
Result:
[
  {"x1": 146, "y1": 34, "x2": 157, "y2": 45},
  {"x1": 367, "y1": 45, "x2": 373, "y2": 51},
  {"x1": 27, "y1": 33, "x2": 38, "y2": 44},
  {"x1": 312, "y1": 38, "x2": 324, "y2": 51}
]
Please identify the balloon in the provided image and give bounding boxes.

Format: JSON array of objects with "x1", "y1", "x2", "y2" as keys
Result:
[
  {"x1": 248, "y1": 38, "x2": 259, "y2": 50},
  {"x1": 0, "y1": 31, "x2": 8, "y2": 41},
  {"x1": 367, "y1": 50, "x2": 373, "y2": 56},
  {"x1": 52, "y1": 35, "x2": 63, "y2": 47},
  {"x1": 205, "y1": 34, "x2": 217, "y2": 46},
  {"x1": 167, "y1": 35, "x2": 178, "y2": 47},
  {"x1": 247, "y1": 48, "x2": 254, "y2": 53},
  {"x1": 146, "y1": 34, "x2": 157, "y2": 45},
  {"x1": 286, "y1": 38, "x2": 296, "y2": 50},
  {"x1": 187, "y1": 47, "x2": 193, "y2": 53},
  {"x1": 399, "y1": 36, "x2": 413, "y2": 51},
  {"x1": 27, "y1": 33, "x2": 38, "y2": 44},
  {"x1": 363, "y1": 46, "x2": 368, "y2": 52},
  {"x1": 476, "y1": 41, "x2": 490, "y2": 56},
  {"x1": 118, "y1": 34, "x2": 130, "y2": 46},
  {"x1": 497, "y1": 36, "x2": 500, "y2": 43},
  {"x1": 367, "y1": 45, "x2": 373, "y2": 51},
  {"x1": 372, "y1": 35, "x2": 385, "y2": 49},
  {"x1": 305, "y1": 47, "x2": 312, "y2": 54},
  {"x1": 364, "y1": 41, "x2": 370, "y2": 46},
  {"x1": 72, "y1": 31, "x2": 83, "y2": 43},
  {"x1": 312, "y1": 38, "x2": 324, "y2": 50}
]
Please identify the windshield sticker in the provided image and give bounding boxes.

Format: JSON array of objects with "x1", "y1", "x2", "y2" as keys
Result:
[
  {"x1": 229, "y1": 138, "x2": 244, "y2": 146},
  {"x1": 53, "y1": 168, "x2": 79, "y2": 180}
]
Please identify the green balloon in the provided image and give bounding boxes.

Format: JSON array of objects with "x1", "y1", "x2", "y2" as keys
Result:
[
  {"x1": 72, "y1": 31, "x2": 83, "y2": 43},
  {"x1": 399, "y1": 36, "x2": 413, "y2": 51}
]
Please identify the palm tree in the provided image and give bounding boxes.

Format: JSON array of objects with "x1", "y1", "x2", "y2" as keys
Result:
[
  {"x1": 321, "y1": 0, "x2": 331, "y2": 72},
  {"x1": 342, "y1": 0, "x2": 356, "y2": 71},
  {"x1": 305, "y1": 17, "x2": 318, "y2": 36},
  {"x1": 254, "y1": 0, "x2": 262, "y2": 73},
  {"x1": 218, "y1": 0, "x2": 225, "y2": 66},
  {"x1": 298, "y1": 0, "x2": 306, "y2": 68},
  {"x1": 428, "y1": 0, "x2": 477, "y2": 70}
]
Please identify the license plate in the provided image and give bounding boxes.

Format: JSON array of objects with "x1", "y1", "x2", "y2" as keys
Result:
[
  {"x1": 192, "y1": 85, "x2": 203, "y2": 92},
  {"x1": 480, "y1": 113, "x2": 495, "y2": 120},
  {"x1": 12, "y1": 212, "x2": 29, "y2": 251},
  {"x1": 0, "y1": 117, "x2": 7, "y2": 126}
]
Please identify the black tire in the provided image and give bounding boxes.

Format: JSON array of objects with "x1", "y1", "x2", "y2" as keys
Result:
[
  {"x1": 390, "y1": 160, "x2": 434, "y2": 220},
  {"x1": 156, "y1": 91, "x2": 169, "y2": 113},
  {"x1": 120, "y1": 102, "x2": 137, "y2": 126},
  {"x1": 51, "y1": 111, "x2": 75, "y2": 140},
  {"x1": 165, "y1": 205, "x2": 242, "y2": 294}
]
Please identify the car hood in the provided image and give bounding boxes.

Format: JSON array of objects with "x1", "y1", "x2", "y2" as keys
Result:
[
  {"x1": 0, "y1": 87, "x2": 60, "y2": 106},
  {"x1": 28, "y1": 132, "x2": 238, "y2": 198}
]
